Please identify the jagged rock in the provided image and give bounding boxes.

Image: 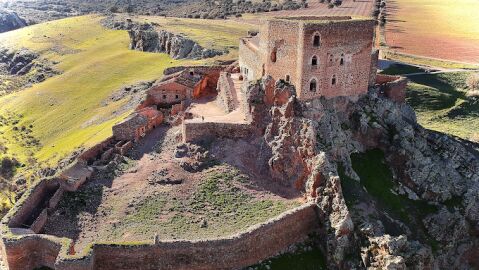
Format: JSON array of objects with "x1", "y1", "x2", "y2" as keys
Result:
[
  {"x1": 175, "y1": 143, "x2": 215, "y2": 172},
  {"x1": 128, "y1": 23, "x2": 224, "y2": 59},
  {"x1": 0, "y1": 9, "x2": 27, "y2": 33},
  {"x1": 242, "y1": 80, "x2": 479, "y2": 269},
  {"x1": 423, "y1": 207, "x2": 468, "y2": 244}
]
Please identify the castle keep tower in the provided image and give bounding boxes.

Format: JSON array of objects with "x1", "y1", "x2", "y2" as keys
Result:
[{"x1": 239, "y1": 16, "x2": 377, "y2": 100}]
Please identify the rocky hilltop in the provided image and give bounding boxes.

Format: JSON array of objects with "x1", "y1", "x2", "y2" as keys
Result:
[
  {"x1": 0, "y1": 9, "x2": 27, "y2": 33},
  {"x1": 128, "y1": 23, "x2": 224, "y2": 59},
  {"x1": 241, "y1": 77, "x2": 479, "y2": 269}
]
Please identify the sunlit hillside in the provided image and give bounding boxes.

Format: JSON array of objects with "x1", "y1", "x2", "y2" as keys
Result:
[{"x1": 0, "y1": 15, "x2": 251, "y2": 206}]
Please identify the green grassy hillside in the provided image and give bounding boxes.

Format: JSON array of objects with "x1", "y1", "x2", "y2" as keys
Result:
[
  {"x1": 0, "y1": 15, "x2": 249, "y2": 208},
  {"x1": 380, "y1": 65, "x2": 478, "y2": 142}
]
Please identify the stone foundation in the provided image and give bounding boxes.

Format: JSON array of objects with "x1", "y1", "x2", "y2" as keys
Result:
[
  {"x1": 182, "y1": 121, "x2": 251, "y2": 143},
  {"x1": 376, "y1": 74, "x2": 408, "y2": 103}
]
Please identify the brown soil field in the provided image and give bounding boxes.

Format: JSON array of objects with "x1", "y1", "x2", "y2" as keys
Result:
[
  {"x1": 384, "y1": 0, "x2": 479, "y2": 64},
  {"x1": 237, "y1": 0, "x2": 375, "y2": 24}
]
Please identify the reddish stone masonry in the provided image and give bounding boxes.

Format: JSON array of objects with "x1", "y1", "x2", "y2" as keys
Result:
[{"x1": 0, "y1": 16, "x2": 407, "y2": 270}]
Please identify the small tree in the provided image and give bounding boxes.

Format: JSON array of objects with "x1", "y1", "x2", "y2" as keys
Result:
[{"x1": 466, "y1": 73, "x2": 479, "y2": 91}]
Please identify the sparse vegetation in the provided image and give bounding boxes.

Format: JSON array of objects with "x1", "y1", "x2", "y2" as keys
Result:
[
  {"x1": 381, "y1": 64, "x2": 478, "y2": 141},
  {"x1": 380, "y1": 63, "x2": 425, "y2": 75},
  {"x1": 247, "y1": 233, "x2": 327, "y2": 270},
  {"x1": 0, "y1": 14, "x2": 249, "y2": 214},
  {"x1": 113, "y1": 166, "x2": 298, "y2": 239},
  {"x1": 340, "y1": 149, "x2": 440, "y2": 251}
]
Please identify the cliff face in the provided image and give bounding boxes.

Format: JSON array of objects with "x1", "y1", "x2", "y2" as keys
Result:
[
  {"x1": 128, "y1": 24, "x2": 224, "y2": 60},
  {"x1": 245, "y1": 77, "x2": 479, "y2": 270},
  {"x1": 0, "y1": 9, "x2": 27, "y2": 33}
]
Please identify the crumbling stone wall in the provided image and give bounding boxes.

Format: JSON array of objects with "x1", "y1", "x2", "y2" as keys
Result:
[
  {"x1": 1, "y1": 235, "x2": 63, "y2": 270},
  {"x1": 147, "y1": 80, "x2": 191, "y2": 106},
  {"x1": 182, "y1": 121, "x2": 251, "y2": 143},
  {"x1": 376, "y1": 74, "x2": 408, "y2": 103},
  {"x1": 7, "y1": 179, "x2": 60, "y2": 229},
  {"x1": 78, "y1": 137, "x2": 116, "y2": 162},
  {"x1": 215, "y1": 72, "x2": 236, "y2": 113},
  {"x1": 1, "y1": 202, "x2": 319, "y2": 270}
]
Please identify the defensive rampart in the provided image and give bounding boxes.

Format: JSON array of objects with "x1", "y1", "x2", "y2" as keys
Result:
[{"x1": 1, "y1": 197, "x2": 319, "y2": 270}]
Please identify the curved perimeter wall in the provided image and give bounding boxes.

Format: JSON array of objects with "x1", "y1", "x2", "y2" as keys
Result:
[{"x1": 2, "y1": 201, "x2": 319, "y2": 270}]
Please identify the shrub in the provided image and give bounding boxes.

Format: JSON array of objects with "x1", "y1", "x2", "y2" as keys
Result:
[
  {"x1": 466, "y1": 73, "x2": 479, "y2": 91},
  {"x1": 328, "y1": 3, "x2": 334, "y2": 8},
  {"x1": 0, "y1": 157, "x2": 20, "y2": 179},
  {"x1": 109, "y1": 6, "x2": 119, "y2": 13}
]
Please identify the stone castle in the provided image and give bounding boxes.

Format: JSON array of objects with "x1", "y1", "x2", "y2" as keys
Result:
[
  {"x1": 0, "y1": 16, "x2": 408, "y2": 270},
  {"x1": 239, "y1": 16, "x2": 377, "y2": 100}
]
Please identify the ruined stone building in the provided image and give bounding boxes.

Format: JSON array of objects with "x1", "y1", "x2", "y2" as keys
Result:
[
  {"x1": 239, "y1": 16, "x2": 377, "y2": 100},
  {"x1": 112, "y1": 107, "x2": 163, "y2": 141}
]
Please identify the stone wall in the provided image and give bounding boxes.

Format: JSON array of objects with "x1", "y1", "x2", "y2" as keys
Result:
[
  {"x1": 239, "y1": 17, "x2": 376, "y2": 101},
  {"x1": 376, "y1": 74, "x2": 408, "y2": 103},
  {"x1": 298, "y1": 18, "x2": 375, "y2": 100},
  {"x1": 215, "y1": 72, "x2": 236, "y2": 113},
  {"x1": 89, "y1": 203, "x2": 318, "y2": 270},
  {"x1": 182, "y1": 121, "x2": 251, "y2": 143},
  {"x1": 30, "y1": 209, "x2": 48, "y2": 234},
  {"x1": 1, "y1": 201, "x2": 319, "y2": 270},
  {"x1": 7, "y1": 179, "x2": 60, "y2": 229},
  {"x1": 78, "y1": 137, "x2": 116, "y2": 162},
  {"x1": 369, "y1": 49, "x2": 379, "y2": 86},
  {"x1": 263, "y1": 19, "x2": 301, "y2": 90},
  {"x1": 238, "y1": 37, "x2": 263, "y2": 81},
  {"x1": 147, "y1": 80, "x2": 191, "y2": 106},
  {"x1": 1, "y1": 235, "x2": 64, "y2": 270}
]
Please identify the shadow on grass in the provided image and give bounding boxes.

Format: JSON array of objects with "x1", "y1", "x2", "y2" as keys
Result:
[
  {"x1": 245, "y1": 233, "x2": 327, "y2": 270},
  {"x1": 339, "y1": 149, "x2": 441, "y2": 253},
  {"x1": 406, "y1": 72, "x2": 471, "y2": 113}
]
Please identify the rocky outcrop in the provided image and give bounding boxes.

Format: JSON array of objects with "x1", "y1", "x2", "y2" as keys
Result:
[
  {"x1": 0, "y1": 47, "x2": 60, "y2": 95},
  {"x1": 241, "y1": 78, "x2": 479, "y2": 269},
  {"x1": 0, "y1": 9, "x2": 27, "y2": 33},
  {"x1": 128, "y1": 23, "x2": 224, "y2": 59}
]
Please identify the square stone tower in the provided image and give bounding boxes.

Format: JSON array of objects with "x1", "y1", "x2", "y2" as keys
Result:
[{"x1": 239, "y1": 16, "x2": 377, "y2": 100}]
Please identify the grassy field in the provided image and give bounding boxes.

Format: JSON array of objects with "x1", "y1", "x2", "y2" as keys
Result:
[
  {"x1": 384, "y1": 0, "x2": 479, "y2": 64},
  {"x1": 380, "y1": 63, "x2": 478, "y2": 141},
  {"x1": 0, "y1": 15, "x2": 248, "y2": 208},
  {"x1": 406, "y1": 72, "x2": 478, "y2": 141},
  {"x1": 136, "y1": 16, "x2": 255, "y2": 58}
]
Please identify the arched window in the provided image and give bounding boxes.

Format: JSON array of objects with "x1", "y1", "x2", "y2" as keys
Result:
[
  {"x1": 340, "y1": 53, "x2": 344, "y2": 66},
  {"x1": 310, "y1": 79, "x2": 317, "y2": 92},
  {"x1": 285, "y1": 75, "x2": 290, "y2": 82},
  {"x1": 332, "y1": 75, "x2": 337, "y2": 85},
  {"x1": 313, "y1": 34, "x2": 321, "y2": 47},
  {"x1": 311, "y1": 56, "x2": 318, "y2": 67}
]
